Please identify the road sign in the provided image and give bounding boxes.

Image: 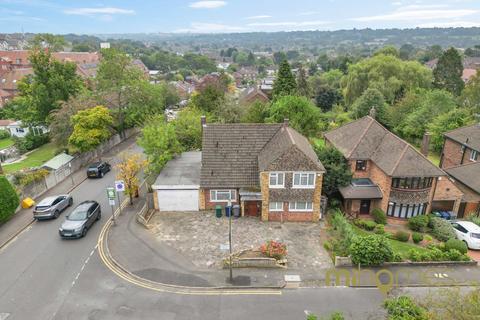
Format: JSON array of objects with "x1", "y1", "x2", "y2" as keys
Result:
[
  {"x1": 115, "y1": 180, "x2": 125, "y2": 192},
  {"x1": 107, "y1": 187, "x2": 116, "y2": 200},
  {"x1": 109, "y1": 199, "x2": 115, "y2": 206}
]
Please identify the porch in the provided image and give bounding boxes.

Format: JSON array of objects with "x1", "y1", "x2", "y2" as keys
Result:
[
  {"x1": 339, "y1": 178, "x2": 383, "y2": 219},
  {"x1": 239, "y1": 189, "x2": 262, "y2": 217}
]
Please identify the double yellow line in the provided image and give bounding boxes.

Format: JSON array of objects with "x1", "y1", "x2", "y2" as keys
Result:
[{"x1": 96, "y1": 202, "x2": 282, "y2": 296}]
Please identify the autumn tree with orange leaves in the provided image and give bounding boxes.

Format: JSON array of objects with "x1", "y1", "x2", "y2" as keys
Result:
[{"x1": 116, "y1": 153, "x2": 147, "y2": 205}]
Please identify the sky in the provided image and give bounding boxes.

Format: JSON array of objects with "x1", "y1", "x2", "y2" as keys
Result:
[{"x1": 1, "y1": 0, "x2": 480, "y2": 34}]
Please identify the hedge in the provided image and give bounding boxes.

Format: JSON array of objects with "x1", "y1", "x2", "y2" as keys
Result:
[
  {"x1": 445, "y1": 239, "x2": 468, "y2": 254},
  {"x1": 350, "y1": 235, "x2": 393, "y2": 266},
  {"x1": 430, "y1": 217, "x2": 456, "y2": 242},
  {"x1": 0, "y1": 175, "x2": 20, "y2": 223},
  {"x1": 408, "y1": 215, "x2": 429, "y2": 232},
  {"x1": 371, "y1": 208, "x2": 387, "y2": 225},
  {"x1": 394, "y1": 231, "x2": 410, "y2": 242}
]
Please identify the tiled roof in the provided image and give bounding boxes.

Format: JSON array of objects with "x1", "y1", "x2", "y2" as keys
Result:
[
  {"x1": 444, "y1": 124, "x2": 480, "y2": 152},
  {"x1": 0, "y1": 50, "x2": 100, "y2": 66},
  {"x1": 339, "y1": 184, "x2": 383, "y2": 199},
  {"x1": 446, "y1": 162, "x2": 480, "y2": 195},
  {"x1": 201, "y1": 123, "x2": 282, "y2": 188},
  {"x1": 0, "y1": 68, "x2": 33, "y2": 91},
  {"x1": 324, "y1": 116, "x2": 444, "y2": 177}
]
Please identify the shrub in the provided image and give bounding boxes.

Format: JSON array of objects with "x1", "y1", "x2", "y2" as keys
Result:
[
  {"x1": 408, "y1": 249, "x2": 422, "y2": 262},
  {"x1": 444, "y1": 249, "x2": 464, "y2": 261},
  {"x1": 260, "y1": 240, "x2": 287, "y2": 260},
  {"x1": 371, "y1": 208, "x2": 387, "y2": 225},
  {"x1": 430, "y1": 217, "x2": 456, "y2": 242},
  {"x1": 12, "y1": 169, "x2": 49, "y2": 187},
  {"x1": 354, "y1": 219, "x2": 376, "y2": 231},
  {"x1": 350, "y1": 235, "x2": 393, "y2": 266},
  {"x1": 383, "y1": 296, "x2": 428, "y2": 320},
  {"x1": 408, "y1": 215, "x2": 429, "y2": 232},
  {"x1": 468, "y1": 215, "x2": 480, "y2": 227},
  {"x1": 423, "y1": 234, "x2": 433, "y2": 245},
  {"x1": 323, "y1": 240, "x2": 333, "y2": 252},
  {"x1": 374, "y1": 224, "x2": 385, "y2": 235},
  {"x1": 445, "y1": 239, "x2": 468, "y2": 254},
  {"x1": 0, "y1": 175, "x2": 20, "y2": 223},
  {"x1": 395, "y1": 231, "x2": 410, "y2": 242},
  {"x1": 412, "y1": 232, "x2": 424, "y2": 244},
  {"x1": 385, "y1": 232, "x2": 395, "y2": 240},
  {"x1": 330, "y1": 211, "x2": 356, "y2": 256},
  {"x1": 0, "y1": 129, "x2": 10, "y2": 139},
  {"x1": 391, "y1": 252, "x2": 403, "y2": 262},
  {"x1": 13, "y1": 132, "x2": 50, "y2": 154}
]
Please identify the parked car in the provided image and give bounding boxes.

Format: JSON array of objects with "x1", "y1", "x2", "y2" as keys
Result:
[
  {"x1": 86, "y1": 161, "x2": 111, "y2": 178},
  {"x1": 59, "y1": 201, "x2": 101, "y2": 238},
  {"x1": 451, "y1": 220, "x2": 480, "y2": 250},
  {"x1": 432, "y1": 211, "x2": 452, "y2": 220},
  {"x1": 33, "y1": 194, "x2": 73, "y2": 220}
]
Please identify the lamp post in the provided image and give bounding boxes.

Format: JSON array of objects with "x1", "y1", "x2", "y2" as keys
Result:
[{"x1": 228, "y1": 199, "x2": 233, "y2": 283}]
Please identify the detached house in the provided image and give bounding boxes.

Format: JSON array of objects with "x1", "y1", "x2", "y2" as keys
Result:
[
  {"x1": 325, "y1": 116, "x2": 451, "y2": 222},
  {"x1": 439, "y1": 124, "x2": 480, "y2": 217},
  {"x1": 199, "y1": 118, "x2": 325, "y2": 222}
]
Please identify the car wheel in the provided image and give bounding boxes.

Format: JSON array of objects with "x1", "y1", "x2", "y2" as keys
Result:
[
  {"x1": 68, "y1": 198, "x2": 73, "y2": 207},
  {"x1": 96, "y1": 212, "x2": 101, "y2": 221},
  {"x1": 53, "y1": 210, "x2": 60, "y2": 219},
  {"x1": 463, "y1": 240, "x2": 469, "y2": 249},
  {"x1": 82, "y1": 227, "x2": 88, "y2": 238},
  {"x1": 100, "y1": 171, "x2": 104, "y2": 178}
]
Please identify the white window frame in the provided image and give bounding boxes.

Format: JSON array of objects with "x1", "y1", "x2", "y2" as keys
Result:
[
  {"x1": 470, "y1": 150, "x2": 478, "y2": 162},
  {"x1": 292, "y1": 172, "x2": 316, "y2": 189},
  {"x1": 288, "y1": 202, "x2": 313, "y2": 212},
  {"x1": 210, "y1": 190, "x2": 236, "y2": 202},
  {"x1": 269, "y1": 202, "x2": 283, "y2": 212},
  {"x1": 269, "y1": 172, "x2": 285, "y2": 188}
]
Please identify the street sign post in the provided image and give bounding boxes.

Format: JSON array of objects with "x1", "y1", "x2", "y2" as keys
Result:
[
  {"x1": 107, "y1": 187, "x2": 116, "y2": 224},
  {"x1": 114, "y1": 180, "x2": 125, "y2": 216}
]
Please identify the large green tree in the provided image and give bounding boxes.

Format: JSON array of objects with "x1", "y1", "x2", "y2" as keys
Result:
[
  {"x1": 172, "y1": 107, "x2": 205, "y2": 151},
  {"x1": 314, "y1": 144, "x2": 352, "y2": 198},
  {"x1": 296, "y1": 65, "x2": 310, "y2": 97},
  {"x1": 272, "y1": 60, "x2": 297, "y2": 99},
  {"x1": 428, "y1": 108, "x2": 475, "y2": 152},
  {"x1": 242, "y1": 101, "x2": 269, "y2": 123},
  {"x1": 433, "y1": 47, "x2": 464, "y2": 96},
  {"x1": 190, "y1": 84, "x2": 225, "y2": 114},
  {"x1": 351, "y1": 88, "x2": 389, "y2": 125},
  {"x1": 460, "y1": 73, "x2": 480, "y2": 113},
  {"x1": 315, "y1": 85, "x2": 343, "y2": 112},
  {"x1": 69, "y1": 106, "x2": 113, "y2": 152},
  {"x1": 17, "y1": 49, "x2": 82, "y2": 125},
  {"x1": 267, "y1": 95, "x2": 320, "y2": 137},
  {"x1": 29, "y1": 33, "x2": 66, "y2": 51},
  {"x1": 0, "y1": 175, "x2": 20, "y2": 223}
]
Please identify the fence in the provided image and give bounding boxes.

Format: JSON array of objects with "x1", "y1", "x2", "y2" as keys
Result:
[{"x1": 18, "y1": 128, "x2": 138, "y2": 200}]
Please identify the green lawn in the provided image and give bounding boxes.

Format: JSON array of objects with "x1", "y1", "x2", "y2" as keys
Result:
[
  {"x1": 3, "y1": 143, "x2": 57, "y2": 174},
  {"x1": 312, "y1": 137, "x2": 325, "y2": 149},
  {"x1": 0, "y1": 138, "x2": 14, "y2": 150},
  {"x1": 351, "y1": 225, "x2": 429, "y2": 259}
]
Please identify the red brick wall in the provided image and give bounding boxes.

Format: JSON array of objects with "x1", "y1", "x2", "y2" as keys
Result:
[
  {"x1": 267, "y1": 202, "x2": 314, "y2": 222},
  {"x1": 441, "y1": 139, "x2": 476, "y2": 169},
  {"x1": 464, "y1": 202, "x2": 480, "y2": 217},
  {"x1": 202, "y1": 188, "x2": 239, "y2": 210}
]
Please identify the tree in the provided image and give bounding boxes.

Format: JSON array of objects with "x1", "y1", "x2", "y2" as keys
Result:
[
  {"x1": 18, "y1": 48, "x2": 82, "y2": 125},
  {"x1": 343, "y1": 54, "x2": 432, "y2": 105},
  {"x1": 460, "y1": 73, "x2": 480, "y2": 113},
  {"x1": 0, "y1": 175, "x2": 20, "y2": 223},
  {"x1": 190, "y1": 84, "x2": 225, "y2": 114},
  {"x1": 351, "y1": 88, "x2": 389, "y2": 125},
  {"x1": 273, "y1": 51, "x2": 287, "y2": 65},
  {"x1": 267, "y1": 95, "x2": 321, "y2": 137},
  {"x1": 374, "y1": 45, "x2": 399, "y2": 57},
  {"x1": 172, "y1": 107, "x2": 205, "y2": 150},
  {"x1": 272, "y1": 60, "x2": 297, "y2": 99},
  {"x1": 314, "y1": 144, "x2": 352, "y2": 198},
  {"x1": 29, "y1": 33, "x2": 66, "y2": 51},
  {"x1": 433, "y1": 47, "x2": 464, "y2": 96},
  {"x1": 315, "y1": 85, "x2": 343, "y2": 112},
  {"x1": 428, "y1": 108, "x2": 474, "y2": 152},
  {"x1": 116, "y1": 153, "x2": 148, "y2": 205},
  {"x1": 296, "y1": 65, "x2": 310, "y2": 97},
  {"x1": 69, "y1": 106, "x2": 113, "y2": 152},
  {"x1": 137, "y1": 116, "x2": 182, "y2": 174},
  {"x1": 242, "y1": 101, "x2": 269, "y2": 123},
  {"x1": 399, "y1": 44, "x2": 416, "y2": 60}
]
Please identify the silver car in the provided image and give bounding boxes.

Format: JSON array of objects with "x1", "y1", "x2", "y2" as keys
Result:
[
  {"x1": 59, "y1": 201, "x2": 101, "y2": 238},
  {"x1": 33, "y1": 195, "x2": 73, "y2": 220}
]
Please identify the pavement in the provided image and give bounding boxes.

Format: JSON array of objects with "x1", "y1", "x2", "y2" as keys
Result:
[{"x1": 468, "y1": 249, "x2": 480, "y2": 262}]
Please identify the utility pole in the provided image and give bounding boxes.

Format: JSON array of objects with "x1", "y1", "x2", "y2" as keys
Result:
[{"x1": 228, "y1": 200, "x2": 233, "y2": 283}]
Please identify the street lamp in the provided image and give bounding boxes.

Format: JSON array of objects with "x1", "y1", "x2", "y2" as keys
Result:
[{"x1": 228, "y1": 199, "x2": 233, "y2": 283}]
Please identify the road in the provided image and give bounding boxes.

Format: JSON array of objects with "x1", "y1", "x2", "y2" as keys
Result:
[{"x1": 0, "y1": 141, "x2": 389, "y2": 320}]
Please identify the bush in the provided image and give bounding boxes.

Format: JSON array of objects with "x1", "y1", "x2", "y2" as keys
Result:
[
  {"x1": 430, "y1": 217, "x2": 456, "y2": 242},
  {"x1": 0, "y1": 129, "x2": 10, "y2": 139},
  {"x1": 395, "y1": 231, "x2": 410, "y2": 242},
  {"x1": 330, "y1": 211, "x2": 356, "y2": 256},
  {"x1": 412, "y1": 232, "x2": 424, "y2": 244},
  {"x1": 383, "y1": 296, "x2": 428, "y2": 320},
  {"x1": 0, "y1": 175, "x2": 20, "y2": 223},
  {"x1": 468, "y1": 215, "x2": 480, "y2": 227},
  {"x1": 323, "y1": 240, "x2": 333, "y2": 252},
  {"x1": 445, "y1": 239, "x2": 468, "y2": 254},
  {"x1": 391, "y1": 252, "x2": 403, "y2": 262},
  {"x1": 354, "y1": 219, "x2": 376, "y2": 231},
  {"x1": 260, "y1": 240, "x2": 287, "y2": 260},
  {"x1": 350, "y1": 235, "x2": 393, "y2": 266},
  {"x1": 408, "y1": 215, "x2": 429, "y2": 232},
  {"x1": 371, "y1": 208, "x2": 387, "y2": 225},
  {"x1": 13, "y1": 132, "x2": 50, "y2": 154},
  {"x1": 407, "y1": 249, "x2": 423, "y2": 262},
  {"x1": 444, "y1": 249, "x2": 465, "y2": 261},
  {"x1": 374, "y1": 224, "x2": 385, "y2": 234}
]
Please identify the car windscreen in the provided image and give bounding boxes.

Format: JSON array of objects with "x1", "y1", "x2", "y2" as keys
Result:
[
  {"x1": 68, "y1": 209, "x2": 88, "y2": 221},
  {"x1": 87, "y1": 168, "x2": 98, "y2": 171},
  {"x1": 471, "y1": 233, "x2": 480, "y2": 239}
]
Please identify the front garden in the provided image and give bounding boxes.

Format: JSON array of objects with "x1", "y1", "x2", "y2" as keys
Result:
[
  {"x1": 3, "y1": 142, "x2": 57, "y2": 174},
  {"x1": 324, "y1": 209, "x2": 471, "y2": 266}
]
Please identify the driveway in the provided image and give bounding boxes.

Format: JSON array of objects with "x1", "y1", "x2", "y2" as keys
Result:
[
  {"x1": 149, "y1": 211, "x2": 333, "y2": 270},
  {"x1": 468, "y1": 249, "x2": 480, "y2": 262}
]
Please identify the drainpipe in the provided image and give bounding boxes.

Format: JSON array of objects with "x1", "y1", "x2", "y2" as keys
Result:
[{"x1": 430, "y1": 177, "x2": 439, "y2": 213}]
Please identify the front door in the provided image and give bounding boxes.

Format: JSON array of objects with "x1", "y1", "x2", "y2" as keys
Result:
[
  {"x1": 360, "y1": 200, "x2": 371, "y2": 215},
  {"x1": 245, "y1": 201, "x2": 260, "y2": 217}
]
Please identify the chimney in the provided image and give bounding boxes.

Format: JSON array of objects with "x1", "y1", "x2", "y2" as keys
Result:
[
  {"x1": 421, "y1": 132, "x2": 431, "y2": 157},
  {"x1": 201, "y1": 115, "x2": 207, "y2": 127},
  {"x1": 283, "y1": 118, "x2": 289, "y2": 127}
]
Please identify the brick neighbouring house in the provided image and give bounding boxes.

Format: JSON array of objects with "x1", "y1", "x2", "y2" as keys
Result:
[
  {"x1": 199, "y1": 117, "x2": 325, "y2": 222},
  {"x1": 324, "y1": 116, "x2": 455, "y2": 223},
  {"x1": 439, "y1": 124, "x2": 480, "y2": 217}
]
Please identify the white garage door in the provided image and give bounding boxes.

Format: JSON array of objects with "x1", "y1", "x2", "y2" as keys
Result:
[{"x1": 156, "y1": 189, "x2": 199, "y2": 211}]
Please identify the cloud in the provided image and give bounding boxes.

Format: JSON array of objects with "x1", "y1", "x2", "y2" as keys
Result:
[
  {"x1": 244, "y1": 15, "x2": 271, "y2": 20},
  {"x1": 352, "y1": 5, "x2": 478, "y2": 22},
  {"x1": 247, "y1": 20, "x2": 330, "y2": 27},
  {"x1": 64, "y1": 7, "x2": 135, "y2": 16},
  {"x1": 189, "y1": 1, "x2": 226, "y2": 9},
  {"x1": 174, "y1": 22, "x2": 245, "y2": 33}
]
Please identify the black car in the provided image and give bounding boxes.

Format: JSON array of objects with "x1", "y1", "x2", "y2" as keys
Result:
[
  {"x1": 59, "y1": 201, "x2": 101, "y2": 238},
  {"x1": 87, "y1": 161, "x2": 111, "y2": 178}
]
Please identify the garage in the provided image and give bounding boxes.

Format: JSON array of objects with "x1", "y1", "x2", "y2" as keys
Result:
[{"x1": 152, "y1": 151, "x2": 201, "y2": 212}]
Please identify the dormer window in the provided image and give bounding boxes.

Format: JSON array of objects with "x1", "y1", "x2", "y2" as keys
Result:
[
  {"x1": 471, "y1": 150, "x2": 478, "y2": 162},
  {"x1": 355, "y1": 160, "x2": 367, "y2": 171}
]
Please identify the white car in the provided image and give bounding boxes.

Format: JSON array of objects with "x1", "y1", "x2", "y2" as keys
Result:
[{"x1": 451, "y1": 221, "x2": 480, "y2": 250}]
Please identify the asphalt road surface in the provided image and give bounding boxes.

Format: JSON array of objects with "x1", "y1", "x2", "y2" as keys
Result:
[{"x1": 0, "y1": 141, "x2": 388, "y2": 320}]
